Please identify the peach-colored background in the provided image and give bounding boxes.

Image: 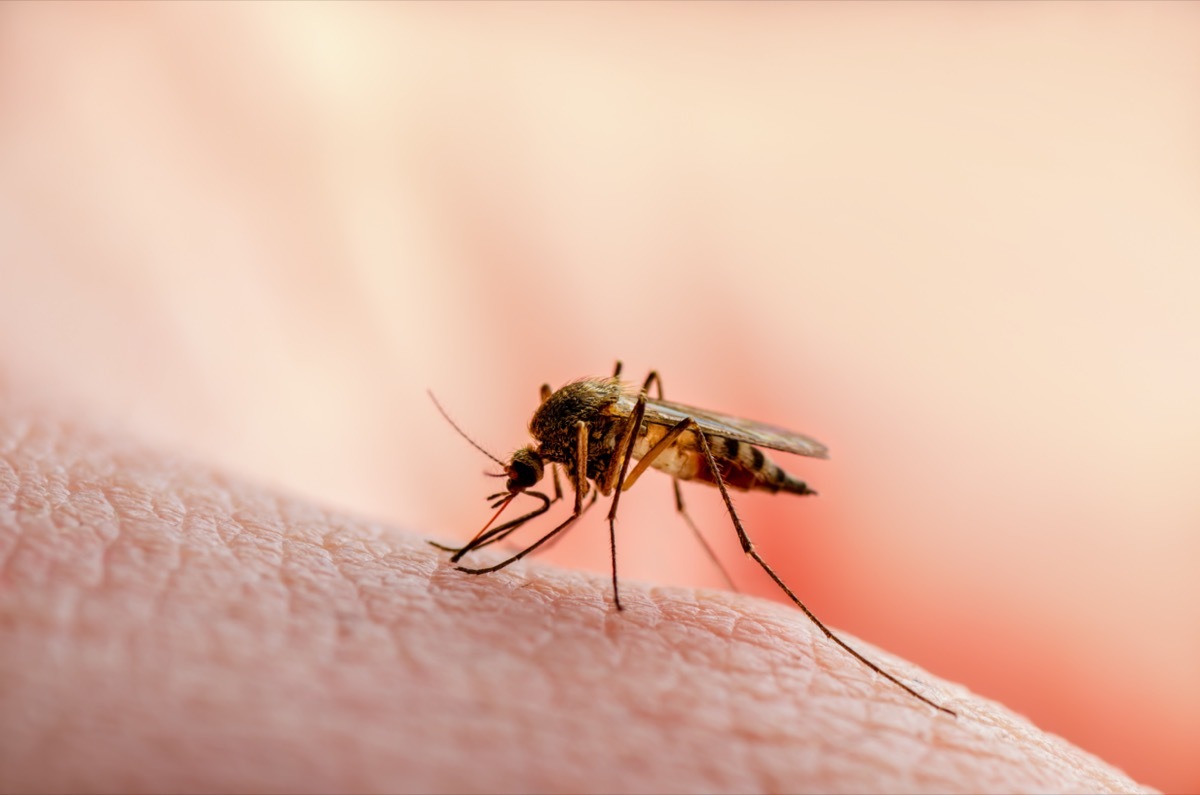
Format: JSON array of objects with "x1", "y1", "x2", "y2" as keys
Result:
[{"x1": 1, "y1": 2, "x2": 1196, "y2": 791}]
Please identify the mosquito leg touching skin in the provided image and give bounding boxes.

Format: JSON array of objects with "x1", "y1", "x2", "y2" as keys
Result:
[
  {"x1": 431, "y1": 491, "x2": 555, "y2": 557},
  {"x1": 432, "y1": 495, "x2": 521, "y2": 557},
  {"x1": 572, "y1": 421, "x2": 589, "y2": 515},
  {"x1": 446, "y1": 491, "x2": 555, "y2": 560},
  {"x1": 597, "y1": 383, "x2": 653, "y2": 612},
  {"x1": 471, "y1": 485, "x2": 601, "y2": 559},
  {"x1": 454, "y1": 510, "x2": 585, "y2": 576},
  {"x1": 615, "y1": 415, "x2": 739, "y2": 592},
  {"x1": 455, "y1": 425, "x2": 593, "y2": 577},
  {"x1": 689, "y1": 427, "x2": 957, "y2": 717},
  {"x1": 621, "y1": 415, "x2": 954, "y2": 714}
]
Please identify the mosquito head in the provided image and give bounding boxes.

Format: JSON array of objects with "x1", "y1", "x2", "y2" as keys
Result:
[{"x1": 505, "y1": 447, "x2": 544, "y2": 493}]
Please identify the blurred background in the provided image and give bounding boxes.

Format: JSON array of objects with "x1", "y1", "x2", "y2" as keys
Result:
[{"x1": 1, "y1": 2, "x2": 1196, "y2": 791}]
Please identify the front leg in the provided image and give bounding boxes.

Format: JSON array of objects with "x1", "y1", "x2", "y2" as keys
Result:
[
  {"x1": 572, "y1": 420, "x2": 588, "y2": 514},
  {"x1": 456, "y1": 427, "x2": 591, "y2": 576},
  {"x1": 444, "y1": 490, "x2": 554, "y2": 560}
]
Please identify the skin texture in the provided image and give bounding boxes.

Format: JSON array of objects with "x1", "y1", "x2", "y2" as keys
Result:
[{"x1": 0, "y1": 403, "x2": 1150, "y2": 794}]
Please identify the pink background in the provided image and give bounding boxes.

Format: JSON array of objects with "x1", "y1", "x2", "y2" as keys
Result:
[{"x1": 1, "y1": 3, "x2": 1197, "y2": 791}]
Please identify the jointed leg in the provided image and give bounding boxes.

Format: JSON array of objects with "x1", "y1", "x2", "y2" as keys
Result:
[
  {"x1": 602, "y1": 389, "x2": 651, "y2": 611},
  {"x1": 457, "y1": 424, "x2": 592, "y2": 576},
  {"x1": 448, "y1": 481, "x2": 600, "y2": 561},
  {"x1": 431, "y1": 489, "x2": 554, "y2": 557},
  {"x1": 633, "y1": 371, "x2": 739, "y2": 592},
  {"x1": 454, "y1": 509, "x2": 585, "y2": 576},
  {"x1": 448, "y1": 491, "x2": 554, "y2": 560},
  {"x1": 523, "y1": 422, "x2": 594, "y2": 558},
  {"x1": 691, "y1": 427, "x2": 956, "y2": 716}
]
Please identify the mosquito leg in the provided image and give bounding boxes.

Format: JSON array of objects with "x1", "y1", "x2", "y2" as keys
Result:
[
  {"x1": 450, "y1": 491, "x2": 554, "y2": 561},
  {"x1": 602, "y1": 392, "x2": 650, "y2": 612},
  {"x1": 612, "y1": 412, "x2": 739, "y2": 592},
  {"x1": 455, "y1": 510, "x2": 584, "y2": 575},
  {"x1": 456, "y1": 428, "x2": 591, "y2": 575},
  {"x1": 636, "y1": 370, "x2": 739, "y2": 592},
  {"x1": 612, "y1": 361, "x2": 623, "y2": 378},
  {"x1": 620, "y1": 417, "x2": 689, "y2": 490},
  {"x1": 460, "y1": 477, "x2": 598, "y2": 561},
  {"x1": 436, "y1": 493, "x2": 520, "y2": 558},
  {"x1": 692, "y1": 426, "x2": 956, "y2": 717},
  {"x1": 573, "y1": 420, "x2": 588, "y2": 515},
  {"x1": 459, "y1": 423, "x2": 585, "y2": 560},
  {"x1": 476, "y1": 470, "x2": 599, "y2": 557}
]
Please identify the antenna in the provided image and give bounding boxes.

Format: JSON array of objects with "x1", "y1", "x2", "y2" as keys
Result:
[{"x1": 427, "y1": 390, "x2": 506, "y2": 468}]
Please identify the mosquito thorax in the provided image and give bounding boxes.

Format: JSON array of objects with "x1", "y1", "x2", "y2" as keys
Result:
[
  {"x1": 529, "y1": 378, "x2": 624, "y2": 459},
  {"x1": 506, "y1": 446, "x2": 544, "y2": 492}
]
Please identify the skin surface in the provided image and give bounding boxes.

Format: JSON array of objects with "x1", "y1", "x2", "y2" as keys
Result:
[{"x1": 0, "y1": 403, "x2": 1150, "y2": 794}]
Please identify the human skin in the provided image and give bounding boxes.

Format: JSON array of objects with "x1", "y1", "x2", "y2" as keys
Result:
[{"x1": 0, "y1": 404, "x2": 1150, "y2": 794}]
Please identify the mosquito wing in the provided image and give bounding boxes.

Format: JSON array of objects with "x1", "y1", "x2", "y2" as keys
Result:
[{"x1": 612, "y1": 393, "x2": 830, "y2": 459}]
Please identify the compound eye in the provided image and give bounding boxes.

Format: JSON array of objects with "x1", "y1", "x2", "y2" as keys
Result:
[
  {"x1": 506, "y1": 460, "x2": 534, "y2": 490},
  {"x1": 506, "y1": 450, "x2": 543, "y2": 491}
]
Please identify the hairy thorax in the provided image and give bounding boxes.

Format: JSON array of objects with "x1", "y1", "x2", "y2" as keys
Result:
[{"x1": 528, "y1": 378, "x2": 628, "y2": 484}]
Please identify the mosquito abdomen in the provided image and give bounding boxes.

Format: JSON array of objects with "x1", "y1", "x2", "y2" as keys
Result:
[{"x1": 717, "y1": 436, "x2": 816, "y2": 496}]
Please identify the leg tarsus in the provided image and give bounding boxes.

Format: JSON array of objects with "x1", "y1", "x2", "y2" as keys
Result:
[
  {"x1": 692, "y1": 425, "x2": 955, "y2": 716},
  {"x1": 455, "y1": 508, "x2": 583, "y2": 575},
  {"x1": 602, "y1": 388, "x2": 650, "y2": 611},
  {"x1": 448, "y1": 491, "x2": 553, "y2": 562}
]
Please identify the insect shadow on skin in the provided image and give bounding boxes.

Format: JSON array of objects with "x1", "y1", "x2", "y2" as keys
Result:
[{"x1": 429, "y1": 361, "x2": 956, "y2": 717}]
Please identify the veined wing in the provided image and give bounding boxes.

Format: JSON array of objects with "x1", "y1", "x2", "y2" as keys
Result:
[{"x1": 611, "y1": 393, "x2": 829, "y2": 459}]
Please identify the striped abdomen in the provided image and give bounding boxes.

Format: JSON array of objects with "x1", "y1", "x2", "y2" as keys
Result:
[{"x1": 631, "y1": 425, "x2": 815, "y2": 496}]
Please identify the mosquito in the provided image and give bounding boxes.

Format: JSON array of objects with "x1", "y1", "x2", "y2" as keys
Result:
[{"x1": 429, "y1": 361, "x2": 955, "y2": 716}]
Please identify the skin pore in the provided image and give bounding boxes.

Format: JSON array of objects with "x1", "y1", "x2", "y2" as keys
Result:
[{"x1": 0, "y1": 401, "x2": 1148, "y2": 793}]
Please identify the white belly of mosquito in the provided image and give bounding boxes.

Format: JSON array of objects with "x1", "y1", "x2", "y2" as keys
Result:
[{"x1": 631, "y1": 434, "x2": 701, "y2": 480}]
